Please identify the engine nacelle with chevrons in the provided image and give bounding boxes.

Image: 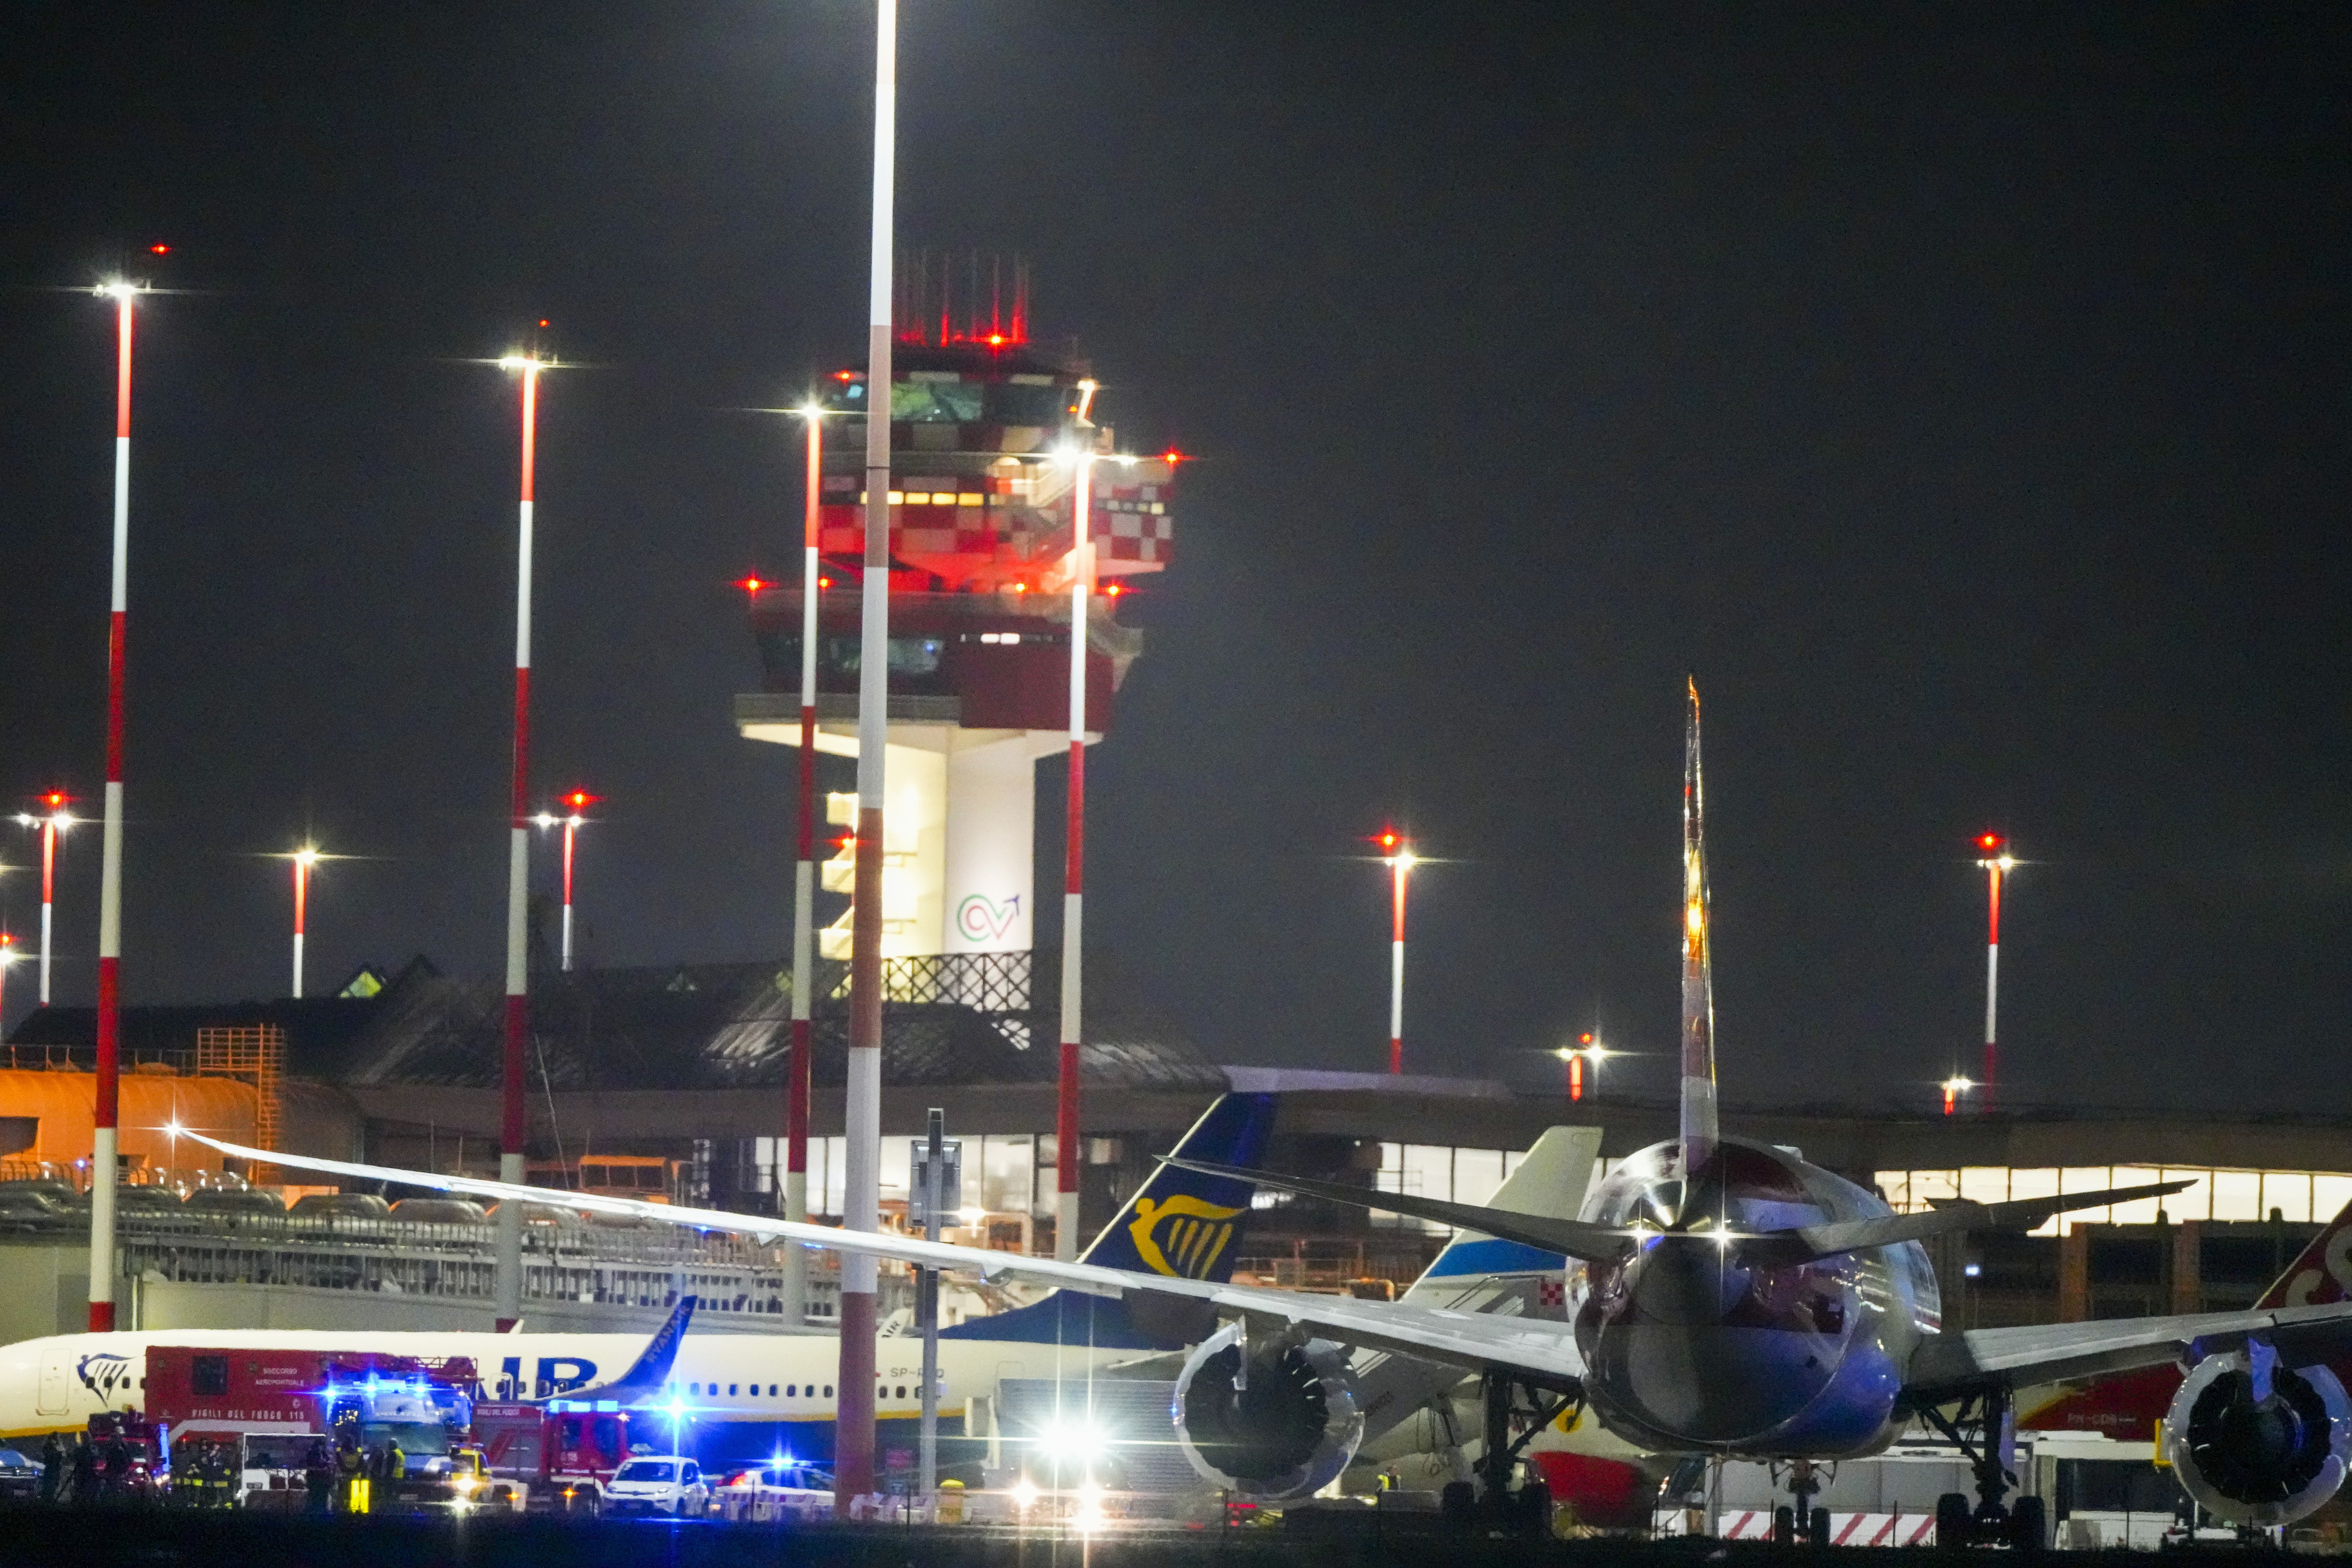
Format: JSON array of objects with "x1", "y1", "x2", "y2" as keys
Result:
[
  {"x1": 2163, "y1": 1348, "x2": 2352, "y2": 1526},
  {"x1": 1171, "y1": 1321, "x2": 1364, "y2": 1501}
]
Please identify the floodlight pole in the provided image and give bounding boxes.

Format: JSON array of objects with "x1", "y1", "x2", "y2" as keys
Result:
[
  {"x1": 495, "y1": 355, "x2": 542, "y2": 1332},
  {"x1": 1056, "y1": 444, "x2": 1098, "y2": 1262},
  {"x1": 559, "y1": 811, "x2": 580, "y2": 972},
  {"x1": 1386, "y1": 844, "x2": 1413, "y2": 1075},
  {"x1": 784, "y1": 409, "x2": 821, "y2": 1322},
  {"x1": 918, "y1": 1107, "x2": 944, "y2": 1503},
  {"x1": 22, "y1": 804, "x2": 66, "y2": 1007},
  {"x1": 90, "y1": 284, "x2": 138, "y2": 1333},
  {"x1": 1974, "y1": 834, "x2": 2012, "y2": 1113},
  {"x1": 290, "y1": 851, "x2": 315, "y2": 998},
  {"x1": 40, "y1": 817, "x2": 55, "y2": 1007},
  {"x1": 836, "y1": 0, "x2": 896, "y2": 1512}
]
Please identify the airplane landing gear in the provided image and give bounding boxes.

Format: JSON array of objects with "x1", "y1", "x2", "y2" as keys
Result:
[
  {"x1": 1771, "y1": 1459, "x2": 1833, "y2": 1545},
  {"x1": 1466, "y1": 1368, "x2": 1578, "y2": 1537},
  {"x1": 1919, "y1": 1385, "x2": 2046, "y2": 1549}
]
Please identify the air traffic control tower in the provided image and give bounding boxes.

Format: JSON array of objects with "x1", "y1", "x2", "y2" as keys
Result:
[{"x1": 735, "y1": 268, "x2": 1175, "y2": 970}]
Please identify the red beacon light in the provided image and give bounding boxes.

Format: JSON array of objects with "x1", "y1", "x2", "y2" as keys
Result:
[
  {"x1": 562, "y1": 790, "x2": 595, "y2": 812},
  {"x1": 737, "y1": 576, "x2": 768, "y2": 595},
  {"x1": 1976, "y1": 832, "x2": 2005, "y2": 854},
  {"x1": 148, "y1": 244, "x2": 170, "y2": 256}
]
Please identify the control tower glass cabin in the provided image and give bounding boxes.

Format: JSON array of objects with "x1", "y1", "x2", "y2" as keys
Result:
[{"x1": 735, "y1": 340, "x2": 1176, "y2": 962}]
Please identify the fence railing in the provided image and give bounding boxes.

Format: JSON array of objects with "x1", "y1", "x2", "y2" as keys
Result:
[{"x1": 4, "y1": 1206, "x2": 935, "y2": 1324}]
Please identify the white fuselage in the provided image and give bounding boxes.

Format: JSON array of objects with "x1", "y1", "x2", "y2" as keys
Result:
[{"x1": 0, "y1": 1326, "x2": 1132, "y2": 1440}]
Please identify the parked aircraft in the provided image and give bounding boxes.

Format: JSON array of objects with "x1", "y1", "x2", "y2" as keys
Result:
[{"x1": 203, "y1": 684, "x2": 2352, "y2": 1544}]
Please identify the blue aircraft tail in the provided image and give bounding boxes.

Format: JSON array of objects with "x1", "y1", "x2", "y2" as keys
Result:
[{"x1": 942, "y1": 1092, "x2": 1276, "y2": 1350}]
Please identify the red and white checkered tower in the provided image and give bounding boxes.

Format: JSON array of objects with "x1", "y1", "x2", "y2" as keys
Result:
[{"x1": 739, "y1": 259, "x2": 1178, "y2": 1260}]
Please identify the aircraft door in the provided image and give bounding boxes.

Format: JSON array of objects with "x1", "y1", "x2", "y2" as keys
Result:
[{"x1": 37, "y1": 1351, "x2": 69, "y2": 1416}]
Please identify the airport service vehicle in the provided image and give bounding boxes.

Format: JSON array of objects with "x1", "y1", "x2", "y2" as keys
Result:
[
  {"x1": 0, "y1": 1448, "x2": 37, "y2": 1501},
  {"x1": 224, "y1": 686, "x2": 2352, "y2": 1546},
  {"x1": 474, "y1": 1399, "x2": 641, "y2": 1513},
  {"x1": 603, "y1": 1454, "x2": 711, "y2": 1517},
  {"x1": 711, "y1": 1461, "x2": 835, "y2": 1523}
]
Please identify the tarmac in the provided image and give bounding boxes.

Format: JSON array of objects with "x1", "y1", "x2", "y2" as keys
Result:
[{"x1": 0, "y1": 1508, "x2": 2252, "y2": 1568}]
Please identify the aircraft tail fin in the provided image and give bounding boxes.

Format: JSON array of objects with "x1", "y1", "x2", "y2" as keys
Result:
[
  {"x1": 943, "y1": 1092, "x2": 1276, "y2": 1348},
  {"x1": 583, "y1": 1294, "x2": 697, "y2": 1403},
  {"x1": 1680, "y1": 677, "x2": 1719, "y2": 1178},
  {"x1": 1404, "y1": 1125, "x2": 1604, "y2": 1298},
  {"x1": 2261, "y1": 1198, "x2": 2352, "y2": 1308}
]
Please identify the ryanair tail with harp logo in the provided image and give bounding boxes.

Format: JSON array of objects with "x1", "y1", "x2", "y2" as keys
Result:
[{"x1": 942, "y1": 1092, "x2": 1275, "y2": 1350}]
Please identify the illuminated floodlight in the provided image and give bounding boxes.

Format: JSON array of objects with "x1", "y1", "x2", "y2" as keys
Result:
[
  {"x1": 497, "y1": 353, "x2": 540, "y2": 373},
  {"x1": 1009, "y1": 1477, "x2": 1039, "y2": 1508},
  {"x1": 96, "y1": 279, "x2": 146, "y2": 301}
]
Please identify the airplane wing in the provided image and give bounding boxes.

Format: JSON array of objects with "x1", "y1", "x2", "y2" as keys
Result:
[
  {"x1": 1165, "y1": 1158, "x2": 1632, "y2": 1262},
  {"x1": 1785, "y1": 1180, "x2": 2193, "y2": 1264},
  {"x1": 1907, "y1": 1299, "x2": 2352, "y2": 1396},
  {"x1": 188, "y1": 1132, "x2": 1586, "y2": 1387}
]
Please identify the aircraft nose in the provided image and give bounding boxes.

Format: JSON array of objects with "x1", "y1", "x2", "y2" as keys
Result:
[{"x1": 1629, "y1": 1237, "x2": 1751, "y2": 1325}]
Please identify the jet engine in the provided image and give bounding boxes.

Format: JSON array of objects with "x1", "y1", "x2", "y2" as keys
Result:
[
  {"x1": 2162, "y1": 1347, "x2": 2352, "y2": 1526},
  {"x1": 1172, "y1": 1321, "x2": 1364, "y2": 1500}
]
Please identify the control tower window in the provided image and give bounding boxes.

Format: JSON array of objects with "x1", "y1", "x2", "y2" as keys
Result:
[
  {"x1": 988, "y1": 381, "x2": 1072, "y2": 426},
  {"x1": 894, "y1": 378, "x2": 984, "y2": 424},
  {"x1": 808, "y1": 634, "x2": 946, "y2": 678}
]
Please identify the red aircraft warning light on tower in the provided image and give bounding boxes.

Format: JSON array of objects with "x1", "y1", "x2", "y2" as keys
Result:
[{"x1": 736, "y1": 264, "x2": 1179, "y2": 1259}]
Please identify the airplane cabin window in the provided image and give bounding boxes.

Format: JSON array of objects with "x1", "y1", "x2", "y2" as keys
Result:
[{"x1": 823, "y1": 1384, "x2": 833, "y2": 1397}]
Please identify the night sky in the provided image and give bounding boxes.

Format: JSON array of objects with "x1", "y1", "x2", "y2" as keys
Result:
[{"x1": 2, "y1": 4, "x2": 2345, "y2": 1114}]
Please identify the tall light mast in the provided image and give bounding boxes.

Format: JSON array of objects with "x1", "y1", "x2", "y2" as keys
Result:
[
  {"x1": 836, "y1": 0, "x2": 898, "y2": 1509},
  {"x1": 789, "y1": 404, "x2": 824, "y2": 1318},
  {"x1": 493, "y1": 350, "x2": 544, "y2": 1332},
  {"x1": 534, "y1": 791, "x2": 594, "y2": 972},
  {"x1": 1056, "y1": 429, "x2": 1099, "y2": 1260},
  {"x1": 15, "y1": 795, "x2": 72, "y2": 1006},
  {"x1": 1974, "y1": 832, "x2": 2014, "y2": 1111},
  {"x1": 87, "y1": 280, "x2": 143, "y2": 1333},
  {"x1": 289, "y1": 846, "x2": 319, "y2": 997},
  {"x1": 1374, "y1": 829, "x2": 1417, "y2": 1075}
]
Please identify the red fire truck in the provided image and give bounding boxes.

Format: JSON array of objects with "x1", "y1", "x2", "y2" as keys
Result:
[{"x1": 474, "y1": 1400, "x2": 637, "y2": 1515}]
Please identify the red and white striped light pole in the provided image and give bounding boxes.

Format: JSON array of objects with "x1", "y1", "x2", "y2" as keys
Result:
[
  {"x1": 789, "y1": 402, "x2": 825, "y2": 1316},
  {"x1": 13, "y1": 794, "x2": 72, "y2": 1006},
  {"x1": 90, "y1": 277, "x2": 143, "y2": 1333},
  {"x1": 1375, "y1": 829, "x2": 1417, "y2": 1075},
  {"x1": 1973, "y1": 832, "x2": 2014, "y2": 1111},
  {"x1": 836, "y1": 0, "x2": 897, "y2": 1507},
  {"x1": 1556, "y1": 1030, "x2": 1612, "y2": 1103},
  {"x1": 1941, "y1": 1073, "x2": 1974, "y2": 1118},
  {"x1": 288, "y1": 846, "x2": 319, "y2": 998},
  {"x1": 494, "y1": 350, "x2": 545, "y2": 1332},
  {"x1": 534, "y1": 791, "x2": 595, "y2": 972},
  {"x1": 0, "y1": 934, "x2": 18, "y2": 1036},
  {"x1": 1054, "y1": 438, "x2": 1140, "y2": 1261}
]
